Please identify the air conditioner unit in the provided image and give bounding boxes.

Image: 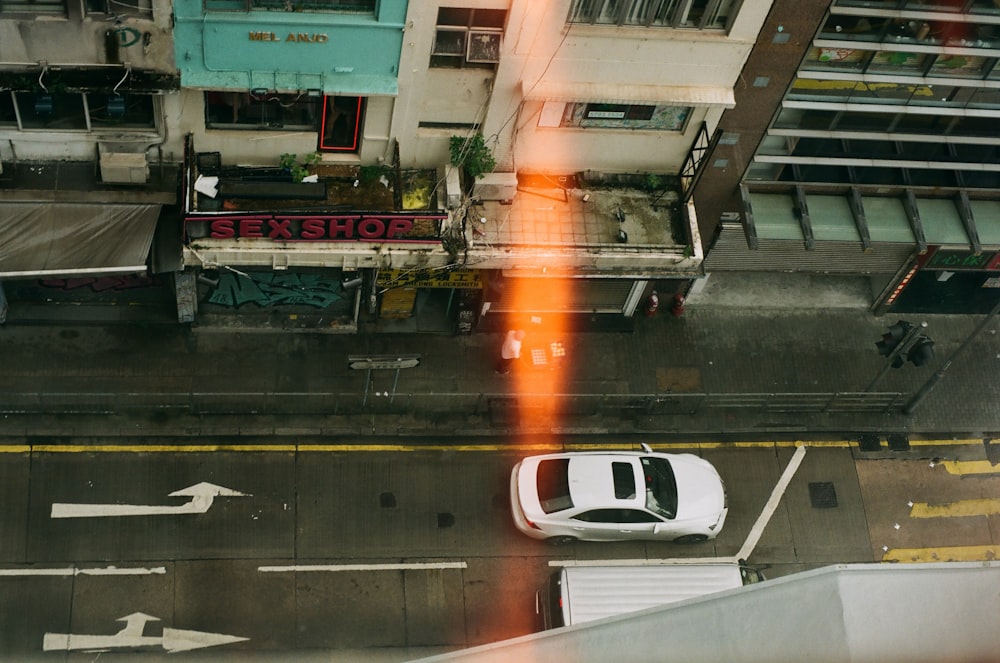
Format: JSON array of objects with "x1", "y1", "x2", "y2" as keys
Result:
[
  {"x1": 472, "y1": 172, "x2": 518, "y2": 203},
  {"x1": 100, "y1": 150, "x2": 148, "y2": 184}
]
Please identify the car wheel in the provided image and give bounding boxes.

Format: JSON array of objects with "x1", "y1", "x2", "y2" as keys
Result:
[
  {"x1": 674, "y1": 534, "x2": 709, "y2": 544},
  {"x1": 545, "y1": 536, "x2": 578, "y2": 546}
]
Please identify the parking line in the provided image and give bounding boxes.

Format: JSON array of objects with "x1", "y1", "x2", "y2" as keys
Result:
[
  {"x1": 883, "y1": 545, "x2": 1000, "y2": 563},
  {"x1": 0, "y1": 566, "x2": 166, "y2": 576},
  {"x1": 258, "y1": 562, "x2": 467, "y2": 573},
  {"x1": 939, "y1": 460, "x2": 1000, "y2": 476},
  {"x1": 736, "y1": 445, "x2": 807, "y2": 561},
  {"x1": 910, "y1": 497, "x2": 1000, "y2": 518}
]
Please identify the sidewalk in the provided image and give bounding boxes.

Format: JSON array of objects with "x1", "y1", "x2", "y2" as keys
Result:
[{"x1": 1, "y1": 274, "x2": 999, "y2": 442}]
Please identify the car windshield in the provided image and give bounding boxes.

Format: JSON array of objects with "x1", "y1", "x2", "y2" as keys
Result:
[
  {"x1": 536, "y1": 458, "x2": 574, "y2": 513},
  {"x1": 641, "y1": 456, "x2": 678, "y2": 519}
]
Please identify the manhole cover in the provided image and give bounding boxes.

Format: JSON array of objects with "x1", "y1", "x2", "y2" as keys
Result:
[
  {"x1": 857, "y1": 434, "x2": 881, "y2": 452},
  {"x1": 809, "y1": 482, "x2": 838, "y2": 509},
  {"x1": 887, "y1": 434, "x2": 910, "y2": 451}
]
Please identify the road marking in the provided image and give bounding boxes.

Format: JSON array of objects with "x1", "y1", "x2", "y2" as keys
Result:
[
  {"x1": 0, "y1": 566, "x2": 165, "y2": 577},
  {"x1": 883, "y1": 545, "x2": 1000, "y2": 563},
  {"x1": 258, "y1": 562, "x2": 467, "y2": 572},
  {"x1": 736, "y1": 445, "x2": 807, "y2": 562},
  {"x1": 51, "y1": 482, "x2": 248, "y2": 518},
  {"x1": 0, "y1": 439, "x2": 983, "y2": 454},
  {"x1": 911, "y1": 498, "x2": 1000, "y2": 518},
  {"x1": 43, "y1": 612, "x2": 248, "y2": 653},
  {"x1": 939, "y1": 460, "x2": 1000, "y2": 476}
]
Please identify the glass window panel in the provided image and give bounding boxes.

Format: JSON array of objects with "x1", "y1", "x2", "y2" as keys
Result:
[
  {"x1": 86, "y1": 93, "x2": 155, "y2": 129},
  {"x1": 930, "y1": 54, "x2": 990, "y2": 77},
  {"x1": 433, "y1": 28, "x2": 466, "y2": 56},
  {"x1": 804, "y1": 46, "x2": 868, "y2": 71},
  {"x1": 250, "y1": 0, "x2": 373, "y2": 10},
  {"x1": 835, "y1": 111, "x2": 896, "y2": 131},
  {"x1": 775, "y1": 108, "x2": 840, "y2": 130},
  {"x1": 967, "y1": 87, "x2": 1000, "y2": 108},
  {"x1": 836, "y1": 0, "x2": 900, "y2": 7},
  {"x1": 204, "y1": 91, "x2": 320, "y2": 130},
  {"x1": 0, "y1": 0, "x2": 64, "y2": 11},
  {"x1": 903, "y1": 0, "x2": 963, "y2": 11},
  {"x1": 948, "y1": 115, "x2": 1000, "y2": 136},
  {"x1": 820, "y1": 15, "x2": 890, "y2": 42},
  {"x1": 893, "y1": 113, "x2": 956, "y2": 134},
  {"x1": 17, "y1": 92, "x2": 86, "y2": 129},
  {"x1": 970, "y1": 0, "x2": 1000, "y2": 15},
  {"x1": 867, "y1": 50, "x2": 930, "y2": 74},
  {"x1": 0, "y1": 91, "x2": 16, "y2": 126}
]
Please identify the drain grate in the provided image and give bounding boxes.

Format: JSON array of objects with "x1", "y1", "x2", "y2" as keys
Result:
[
  {"x1": 437, "y1": 512, "x2": 455, "y2": 528},
  {"x1": 379, "y1": 492, "x2": 396, "y2": 508},
  {"x1": 887, "y1": 434, "x2": 910, "y2": 451},
  {"x1": 809, "y1": 482, "x2": 838, "y2": 509},
  {"x1": 858, "y1": 434, "x2": 881, "y2": 452}
]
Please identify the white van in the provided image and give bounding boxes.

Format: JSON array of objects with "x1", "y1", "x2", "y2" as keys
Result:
[{"x1": 538, "y1": 562, "x2": 764, "y2": 629}]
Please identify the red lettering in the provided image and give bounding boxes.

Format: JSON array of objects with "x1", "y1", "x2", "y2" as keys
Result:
[
  {"x1": 210, "y1": 219, "x2": 235, "y2": 239},
  {"x1": 327, "y1": 217, "x2": 355, "y2": 238},
  {"x1": 301, "y1": 218, "x2": 325, "y2": 239},
  {"x1": 358, "y1": 217, "x2": 386, "y2": 239},
  {"x1": 240, "y1": 219, "x2": 264, "y2": 238},
  {"x1": 268, "y1": 218, "x2": 292, "y2": 239},
  {"x1": 386, "y1": 218, "x2": 413, "y2": 238}
]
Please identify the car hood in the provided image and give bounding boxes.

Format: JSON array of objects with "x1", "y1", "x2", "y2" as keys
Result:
[{"x1": 670, "y1": 454, "x2": 725, "y2": 521}]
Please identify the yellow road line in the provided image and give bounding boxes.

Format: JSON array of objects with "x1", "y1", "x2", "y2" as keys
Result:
[
  {"x1": 911, "y1": 498, "x2": 1000, "y2": 518},
  {"x1": 883, "y1": 545, "x2": 999, "y2": 563},
  {"x1": 940, "y1": 460, "x2": 1000, "y2": 476}
]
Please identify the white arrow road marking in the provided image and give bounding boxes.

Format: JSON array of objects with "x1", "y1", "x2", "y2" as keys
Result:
[
  {"x1": 0, "y1": 566, "x2": 165, "y2": 577},
  {"x1": 50, "y1": 482, "x2": 249, "y2": 519},
  {"x1": 43, "y1": 612, "x2": 248, "y2": 653}
]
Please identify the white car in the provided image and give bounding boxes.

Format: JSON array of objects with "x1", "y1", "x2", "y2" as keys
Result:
[{"x1": 510, "y1": 445, "x2": 727, "y2": 545}]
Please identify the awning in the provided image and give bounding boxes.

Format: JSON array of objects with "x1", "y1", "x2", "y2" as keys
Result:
[
  {"x1": 522, "y1": 80, "x2": 736, "y2": 107},
  {"x1": 0, "y1": 203, "x2": 160, "y2": 278}
]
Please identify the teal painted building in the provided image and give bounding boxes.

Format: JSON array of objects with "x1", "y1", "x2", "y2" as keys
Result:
[{"x1": 173, "y1": 0, "x2": 406, "y2": 96}]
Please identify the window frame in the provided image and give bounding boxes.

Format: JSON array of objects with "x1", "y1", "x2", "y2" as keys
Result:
[
  {"x1": 430, "y1": 7, "x2": 506, "y2": 70},
  {"x1": 567, "y1": 0, "x2": 734, "y2": 30}
]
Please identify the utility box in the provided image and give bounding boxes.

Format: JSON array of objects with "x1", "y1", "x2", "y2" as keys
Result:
[
  {"x1": 445, "y1": 165, "x2": 462, "y2": 209},
  {"x1": 472, "y1": 172, "x2": 518, "y2": 203},
  {"x1": 99, "y1": 147, "x2": 148, "y2": 184}
]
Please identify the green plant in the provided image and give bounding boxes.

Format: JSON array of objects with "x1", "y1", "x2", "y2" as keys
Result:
[
  {"x1": 359, "y1": 164, "x2": 390, "y2": 184},
  {"x1": 279, "y1": 152, "x2": 320, "y2": 182},
  {"x1": 449, "y1": 134, "x2": 496, "y2": 180}
]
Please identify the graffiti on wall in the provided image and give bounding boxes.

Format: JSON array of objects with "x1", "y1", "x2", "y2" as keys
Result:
[
  {"x1": 39, "y1": 275, "x2": 161, "y2": 292},
  {"x1": 205, "y1": 271, "x2": 349, "y2": 310}
]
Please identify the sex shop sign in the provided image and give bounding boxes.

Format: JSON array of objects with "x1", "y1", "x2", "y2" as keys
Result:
[{"x1": 185, "y1": 212, "x2": 447, "y2": 243}]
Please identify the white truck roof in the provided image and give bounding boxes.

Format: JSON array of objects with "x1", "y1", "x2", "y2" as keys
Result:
[{"x1": 561, "y1": 563, "x2": 748, "y2": 625}]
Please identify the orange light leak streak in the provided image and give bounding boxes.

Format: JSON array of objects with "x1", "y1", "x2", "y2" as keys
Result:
[{"x1": 509, "y1": 261, "x2": 571, "y2": 441}]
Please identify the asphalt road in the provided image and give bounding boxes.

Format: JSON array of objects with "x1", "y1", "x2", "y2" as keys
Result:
[{"x1": 1, "y1": 437, "x2": 996, "y2": 662}]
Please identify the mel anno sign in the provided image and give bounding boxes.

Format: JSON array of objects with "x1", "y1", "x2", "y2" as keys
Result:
[
  {"x1": 250, "y1": 31, "x2": 328, "y2": 43},
  {"x1": 187, "y1": 213, "x2": 446, "y2": 242}
]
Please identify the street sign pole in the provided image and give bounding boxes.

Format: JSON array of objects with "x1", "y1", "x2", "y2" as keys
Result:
[{"x1": 347, "y1": 355, "x2": 421, "y2": 406}]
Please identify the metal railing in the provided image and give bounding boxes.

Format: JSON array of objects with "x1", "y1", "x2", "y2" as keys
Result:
[{"x1": 0, "y1": 391, "x2": 907, "y2": 417}]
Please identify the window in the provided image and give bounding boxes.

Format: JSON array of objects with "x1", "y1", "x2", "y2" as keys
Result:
[
  {"x1": 204, "y1": 0, "x2": 373, "y2": 11},
  {"x1": 431, "y1": 8, "x2": 506, "y2": 69},
  {"x1": 642, "y1": 456, "x2": 677, "y2": 519},
  {"x1": 204, "y1": 91, "x2": 321, "y2": 131},
  {"x1": 611, "y1": 462, "x2": 637, "y2": 499},
  {"x1": 85, "y1": 0, "x2": 152, "y2": 17},
  {"x1": 3, "y1": 92, "x2": 155, "y2": 131},
  {"x1": 536, "y1": 459, "x2": 574, "y2": 514},
  {"x1": 0, "y1": 0, "x2": 64, "y2": 13},
  {"x1": 560, "y1": 102, "x2": 691, "y2": 131},
  {"x1": 319, "y1": 95, "x2": 363, "y2": 152},
  {"x1": 574, "y1": 508, "x2": 661, "y2": 523},
  {"x1": 568, "y1": 0, "x2": 735, "y2": 29}
]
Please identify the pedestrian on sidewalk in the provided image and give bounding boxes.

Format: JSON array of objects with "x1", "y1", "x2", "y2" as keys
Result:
[{"x1": 496, "y1": 329, "x2": 526, "y2": 374}]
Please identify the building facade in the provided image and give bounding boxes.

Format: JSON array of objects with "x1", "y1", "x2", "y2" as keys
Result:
[
  {"x1": 3, "y1": 0, "x2": 775, "y2": 330},
  {"x1": 0, "y1": 0, "x2": 181, "y2": 321},
  {"x1": 691, "y1": 0, "x2": 1000, "y2": 315}
]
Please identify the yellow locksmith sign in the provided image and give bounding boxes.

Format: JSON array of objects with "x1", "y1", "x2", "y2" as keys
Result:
[{"x1": 376, "y1": 269, "x2": 482, "y2": 289}]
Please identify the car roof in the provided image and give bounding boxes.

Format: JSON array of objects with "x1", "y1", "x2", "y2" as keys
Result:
[{"x1": 566, "y1": 454, "x2": 645, "y2": 510}]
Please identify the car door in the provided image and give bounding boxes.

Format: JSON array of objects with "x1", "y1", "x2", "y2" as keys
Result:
[{"x1": 571, "y1": 508, "x2": 661, "y2": 541}]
